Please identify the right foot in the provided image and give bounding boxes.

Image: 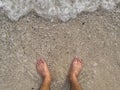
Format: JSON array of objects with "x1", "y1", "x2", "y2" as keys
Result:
[
  {"x1": 69, "y1": 56, "x2": 83, "y2": 81},
  {"x1": 36, "y1": 58, "x2": 51, "y2": 82}
]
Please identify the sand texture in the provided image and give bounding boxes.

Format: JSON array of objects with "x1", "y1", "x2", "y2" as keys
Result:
[{"x1": 0, "y1": 6, "x2": 120, "y2": 90}]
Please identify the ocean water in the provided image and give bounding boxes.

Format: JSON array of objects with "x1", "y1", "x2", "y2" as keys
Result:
[{"x1": 0, "y1": 0, "x2": 120, "y2": 21}]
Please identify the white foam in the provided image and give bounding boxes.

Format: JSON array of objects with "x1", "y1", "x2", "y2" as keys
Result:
[{"x1": 0, "y1": 0, "x2": 120, "y2": 21}]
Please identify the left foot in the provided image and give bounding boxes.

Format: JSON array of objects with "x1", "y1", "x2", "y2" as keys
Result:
[{"x1": 36, "y1": 58, "x2": 51, "y2": 82}]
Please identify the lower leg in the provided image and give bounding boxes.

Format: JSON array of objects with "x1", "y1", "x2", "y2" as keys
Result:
[
  {"x1": 36, "y1": 59, "x2": 51, "y2": 90},
  {"x1": 69, "y1": 75, "x2": 83, "y2": 90},
  {"x1": 40, "y1": 77, "x2": 51, "y2": 90},
  {"x1": 69, "y1": 57, "x2": 83, "y2": 90}
]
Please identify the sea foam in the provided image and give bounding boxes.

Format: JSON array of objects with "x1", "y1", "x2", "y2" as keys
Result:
[{"x1": 0, "y1": 0, "x2": 120, "y2": 21}]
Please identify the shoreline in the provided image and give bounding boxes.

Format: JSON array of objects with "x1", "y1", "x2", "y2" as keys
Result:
[{"x1": 0, "y1": 7, "x2": 120, "y2": 90}]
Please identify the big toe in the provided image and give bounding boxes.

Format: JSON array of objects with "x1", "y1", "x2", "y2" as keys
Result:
[{"x1": 73, "y1": 57, "x2": 78, "y2": 63}]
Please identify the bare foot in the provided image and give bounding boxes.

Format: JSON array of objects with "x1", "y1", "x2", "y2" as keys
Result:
[
  {"x1": 36, "y1": 58, "x2": 51, "y2": 82},
  {"x1": 69, "y1": 56, "x2": 83, "y2": 81}
]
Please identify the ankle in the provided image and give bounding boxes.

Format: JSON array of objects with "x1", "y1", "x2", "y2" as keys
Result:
[
  {"x1": 69, "y1": 74, "x2": 77, "y2": 82},
  {"x1": 43, "y1": 76, "x2": 51, "y2": 83}
]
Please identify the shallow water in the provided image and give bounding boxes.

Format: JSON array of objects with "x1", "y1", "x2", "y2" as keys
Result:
[
  {"x1": 0, "y1": 8, "x2": 120, "y2": 90},
  {"x1": 0, "y1": 0, "x2": 120, "y2": 21},
  {"x1": 0, "y1": 1, "x2": 120, "y2": 90}
]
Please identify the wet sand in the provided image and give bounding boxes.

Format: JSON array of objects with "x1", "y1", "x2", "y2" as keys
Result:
[{"x1": 0, "y1": 6, "x2": 120, "y2": 90}]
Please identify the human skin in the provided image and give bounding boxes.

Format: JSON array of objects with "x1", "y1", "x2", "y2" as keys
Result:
[{"x1": 36, "y1": 57, "x2": 83, "y2": 90}]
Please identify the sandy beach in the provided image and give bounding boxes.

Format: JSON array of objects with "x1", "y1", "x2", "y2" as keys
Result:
[{"x1": 0, "y1": 5, "x2": 120, "y2": 90}]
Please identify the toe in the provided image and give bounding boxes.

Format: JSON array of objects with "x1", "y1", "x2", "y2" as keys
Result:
[
  {"x1": 38, "y1": 60, "x2": 42, "y2": 65},
  {"x1": 36, "y1": 59, "x2": 43, "y2": 67},
  {"x1": 36, "y1": 60, "x2": 40, "y2": 65},
  {"x1": 76, "y1": 58, "x2": 80, "y2": 62},
  {"x1": 77, "y1": 58, "x2": 82, "y2": 62},
  {"x1": 78, "y1": 59, "x2": 83, "y2": 66},
  {"x1": 40, "y1": 58, "x2": 45, "y2": 64},
  {"x1": 77, "y1": 59, "x2": 81, "y2": 63},
  {"x1": 38, "y1": 59, "x2": 45, "y2": 64},
  {"x1": 73, "y1": 57, "x2": 78, "y2": 62},
  {"x1": 73, "y1": 59, "x2": 77, "y2": 64},
  {"x1": 80, "y1": 59, "x2": 83, "y2": 64}
]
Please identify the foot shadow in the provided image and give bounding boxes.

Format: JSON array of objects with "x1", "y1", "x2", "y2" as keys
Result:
[{"x1": 62, "y1": 78, "x2": 70, "y2": 90}]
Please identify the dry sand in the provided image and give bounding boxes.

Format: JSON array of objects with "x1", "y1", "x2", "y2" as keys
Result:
[{"x1": 0, "y1": 6, "x2": 120, "y2": 90}]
